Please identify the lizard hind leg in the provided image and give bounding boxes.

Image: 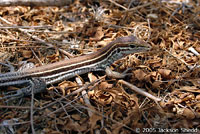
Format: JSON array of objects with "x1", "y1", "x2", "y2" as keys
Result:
[
  {"x1": 0, "y1": 78, "x2": 46, "y2": 101},
  {"x1": 0, "y1": 60, "x2": 15, "y2": 72}
]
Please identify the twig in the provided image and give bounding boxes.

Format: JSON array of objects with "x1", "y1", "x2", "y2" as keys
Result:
[
  {"x1": 47, "y1": 77, "x2": 104, "y2": 116},
  {"x1": 77, "y1": 105, "x2": 135, "y2": 132},
  {"x1": 118, "y1": 80, "x2": 162, "y2": 102},
  {"x1": 30, "y1": 84, "x2": 35, "y2": 134},
  {"x1": 31, "y1": 49, "x2": 43, "y2": 66},
  {"x1": 188, "y1": 47, "x2": 200, "y2": 56},
  {"x1": 0, "y1": 25, "x2": 51, "y2": 29},
  {"x1": 164, "y1": 63, "x2": 200, "y2": 92},
  {"x1": 0, "y1": 17, "x2": 73, "y2": 58},
  {"x1": 0, "y1": 0, "x2": 73, "y2": 6},
  {"x1": 82, "y1": 90, "x2": 93, "y2": 116},
  {"x1": 122, "y1": 1, "x2": 157, "y2": 13},
  {"x1": 146, "y1": 18, "x2": 151, "y2": 42},
  {"x1": 0, "y1": 121, "x2": 30, "y2": 127},
  {"x1": 0, "y1": 105, "x2": 38, "y2": 109},
  {"x1": 40, "y1": 76, "x2": 105, "y2": 110},
  {"x1": 139, "y1": 97, "x2": 150, "y2": 109},
  {"x1": 105, "y1": 66, "x2": 131, "y2": 79},
  {"x1": 108, "y1": 0, "x2": 127, "y2": 10},
  {"x1": 163, "y1": 48, "x2": 191, "y2": 69}
]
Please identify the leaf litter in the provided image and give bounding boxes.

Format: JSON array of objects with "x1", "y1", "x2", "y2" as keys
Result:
[{"x1": 0, "y1": 0, "x2": 200, "y2": 133}]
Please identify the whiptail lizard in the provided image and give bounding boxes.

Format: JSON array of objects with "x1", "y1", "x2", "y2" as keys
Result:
[{"x1": 0, "y1": 36, "x2": 151, "y2": 99}]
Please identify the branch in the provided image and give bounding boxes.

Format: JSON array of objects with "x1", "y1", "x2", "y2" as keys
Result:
[{"x1": 0, "y1": 0, "x2": 74, "y2": 6}]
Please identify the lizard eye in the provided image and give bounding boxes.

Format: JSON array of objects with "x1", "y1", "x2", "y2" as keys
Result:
[
  {"x1": 129, "y1": 44, "x2": 136, "y2": 48},
  {"x1": 116, "y1": 48, "x2": 120, "y2": 53}
]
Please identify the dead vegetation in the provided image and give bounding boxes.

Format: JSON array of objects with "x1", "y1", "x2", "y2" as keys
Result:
[{"x1": 0, "y1": 0, "x2": 200, "y2": 133}]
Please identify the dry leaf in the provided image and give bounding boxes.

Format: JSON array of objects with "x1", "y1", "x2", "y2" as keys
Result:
[
  {"x1": 65, "y1": 119, "x2": 87, "y2": 132},
  {"x1": 146, "y1": 58, "x2": 162, "y2": 68},
  {"x1": 196, "y1": 94, "x2": 200, "y2": 100},
  {"x1": 94, "y1": 90, "x2": 113, "y2": 105},
  {"x1": 71, "y1": 114, "x2": 81, "y2": 121},
  {"x1": 152, "y1": 81, "x2": 162, "y2": 89},
  {"x1": 99, "y1": 81, "x2": 113, "y2": 90},
  {"x1": 21, "y1": 50, "x2": 32, "y2": 58},
  {"x1": 133, "y1": 69, "x2": 147, "y2": 81},
  {"x1": 196, "y1": 46, "x2": 200, "y2": 53},
  {"x1": 47, "y1": 50, "x2": 60, "y2": 63},
  {"x1": 90, "y1": 26, "x2": 104, "y2": 41},
  {"x1": 177, "y1": 86, "x2": 200, "y2": 93},
  {"x1": 88, "y1": 72, "x2": 98, "y2": 82},
  {"x1": 195, "y1": 103, "x2": 200, "y2": 118},
  {"x1": 182, "y1": 108, "x2": 195, "y2": 119},
  {"x1": 89, "y1": 113, "x2": 102, "y2": 129},
  {"x1": 58, "y1": 81, "x2": 77, "y2": 95},
  {"x1": 158, "y1": 69, "x2": 171, "y2": 79}
]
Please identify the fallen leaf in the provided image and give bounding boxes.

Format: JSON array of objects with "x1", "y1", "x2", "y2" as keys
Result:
[
  {"x1": 21, "y1": 50, "x2": 32, "y2": 58},
  {"x1": 158, "y1": 69, "x2": 171, "y2": 79},
  {"x1": 90, "y1": 26, "x2": 104, "y2": 41},
  {"x1": 182, "y1": 108, "x2": 195, "y2": 119},
  {"x1": 88, "y1": 72, "x2": 98, "y2": 82},
  {"x1": 133, "y1": 69, "x2": 147, "y2": 81}
]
